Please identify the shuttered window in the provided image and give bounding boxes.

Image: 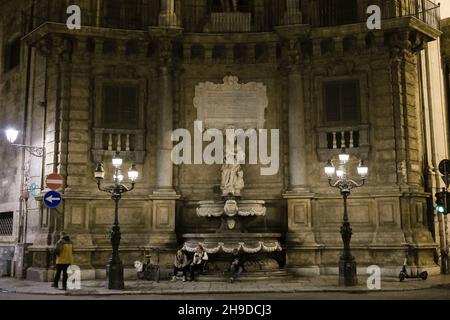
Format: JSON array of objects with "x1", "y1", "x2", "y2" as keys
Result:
[
  {"x1": 324, "y1": 80, "x2": 360, "y2": 123},
  {"x1": 3, "y1": 37, "x2": 21, "y2": 72},
  {"x1": 104, "y1": 0, "x2": 143, "y2": 29},
  {"x1": 319, "y1": 0, "x2": 358, "y2": 26},
  {"x1": 0, "y1": 212, "x2": 13, "y2": 236},
  {"x1": 102, "y1": 85, "x2": 138, "y2": 128}
]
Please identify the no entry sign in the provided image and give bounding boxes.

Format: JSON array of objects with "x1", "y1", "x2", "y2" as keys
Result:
[{"x1": 46, "y1": 173, "x2": 64, "y2": 191}]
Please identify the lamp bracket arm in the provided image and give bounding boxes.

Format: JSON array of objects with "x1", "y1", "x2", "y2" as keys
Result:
[{"x1": 12, "y1": 144, "x2": 45, "y2": 157}]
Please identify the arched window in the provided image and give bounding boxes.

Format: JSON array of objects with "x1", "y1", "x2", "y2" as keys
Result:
[{"x1": 3, "y1": 36, "x2": 21, "y2": 72}]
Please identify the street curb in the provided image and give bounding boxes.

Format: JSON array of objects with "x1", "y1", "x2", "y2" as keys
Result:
[{"x1": 1, "y1": 282, "x2": 445, "y2": 297}]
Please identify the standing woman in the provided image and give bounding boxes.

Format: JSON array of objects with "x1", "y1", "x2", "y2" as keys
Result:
[{"x1": 52, "y1": 232, "x2": 74, "y2": 290}]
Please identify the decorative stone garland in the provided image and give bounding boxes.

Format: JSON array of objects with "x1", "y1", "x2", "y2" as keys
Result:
[
  {"x1": 182, "y1": 241, "x2": 282, "y2": 254},
  {"x1": 196, "y1": 206, "x2": 266, "y2": 217}
]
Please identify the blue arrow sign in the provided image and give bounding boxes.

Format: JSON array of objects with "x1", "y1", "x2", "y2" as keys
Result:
[{"x1": 44, "y1": 191, "x2": 62, "y2": 208}]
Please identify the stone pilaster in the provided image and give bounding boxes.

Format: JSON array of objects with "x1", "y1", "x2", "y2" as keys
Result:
[
  {"x1": 387, "y1": 30, "x2": 438, "y2": 274},
  {"x1": 159, "y1": 0, "x2": 178, "y2": 27},
  {"x1": 280, "y1": 39, "x2": 319, "y2": 275},
  {"x1": 155, "y1": 39, "x2": 176, "y2": 194},
  {"x1": 285, "y1": 40, "x2": 308, "y2": 193},
  {"x1": 149, "y1": 27, "x2": 183, "y2": 249},
  {"x1": 283, "y1": 0, "x2": 302, "y2": 25},
  {"x1": 27, "y1": 35, "x2": 73, "y2": 281}
]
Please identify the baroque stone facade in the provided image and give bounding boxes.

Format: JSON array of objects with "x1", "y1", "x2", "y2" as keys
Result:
[{"x1": 0, "y1": 0, "x2": 447, "y2": 281}]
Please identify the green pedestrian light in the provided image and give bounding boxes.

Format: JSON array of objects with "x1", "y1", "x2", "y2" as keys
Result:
[
  {"x1": 437, "y1": 204, "x2": 445, "y2": 214},
  {"x1": 435, "y1": 191, "x2": 447, "y2": 215}
]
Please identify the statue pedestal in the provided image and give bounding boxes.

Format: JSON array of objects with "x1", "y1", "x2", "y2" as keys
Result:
[{"x1": 197, "y1": 199, "x2": 266, "y2": 232}]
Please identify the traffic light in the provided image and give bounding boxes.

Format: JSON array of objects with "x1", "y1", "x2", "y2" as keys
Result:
[{"x1": 435, "y1": 191, "x2": 449, "y2": 215}]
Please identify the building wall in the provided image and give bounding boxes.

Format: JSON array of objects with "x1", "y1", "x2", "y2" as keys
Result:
[
  {"x1": 0, "y1": 0, "x2": 446, "y2": 280},
  {"x1": 0, "y1": 0, "x2": 31, "y2": 276}
]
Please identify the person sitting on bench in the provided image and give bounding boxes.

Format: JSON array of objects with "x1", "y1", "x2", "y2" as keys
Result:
[
  {"x1": 172, "y1": 250, "x2": 188, "y2": 282},
  {"x1": 229, "y1": 249, "x2": 244, "y2": 283},
  {"x1": 189, "y1": 245, "x2": 208, "y2": 281}
]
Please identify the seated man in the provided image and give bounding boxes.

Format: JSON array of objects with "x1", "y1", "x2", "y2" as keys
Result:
[
  {"x1": 229, "y1": 249, "x2": 244, "y2": 283},
  {"x1": 189, "y1": 245, "x2": 209, "y2": 281},
  {"x1": 172, "y1": 250, "x2": 188, "y2": 282}
]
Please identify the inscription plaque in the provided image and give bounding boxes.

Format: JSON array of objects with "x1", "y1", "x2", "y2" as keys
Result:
[{"x1": 193, "y1": 76, "x2": 268, "y2": 130}]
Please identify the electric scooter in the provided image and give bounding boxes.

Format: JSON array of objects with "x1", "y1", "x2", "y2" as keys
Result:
[{"x1": 399, "y1": 257, "x2": 428, "y2": 282}]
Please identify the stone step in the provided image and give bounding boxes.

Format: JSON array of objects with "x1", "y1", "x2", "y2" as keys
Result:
[{"x1": 195, "y1": 270, "x2": 293, "y2": 281}]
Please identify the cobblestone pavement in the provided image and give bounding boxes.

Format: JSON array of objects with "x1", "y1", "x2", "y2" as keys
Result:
[{"x1": 1, "y1": 275, "x2": 450, "y2": 297}]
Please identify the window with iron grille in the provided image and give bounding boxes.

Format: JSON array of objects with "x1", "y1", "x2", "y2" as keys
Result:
[
  {"x1": 102, "y1": 84, "x2": 139, "y2": 129},
  {"x1": 323, "y1": 80, "x2": 360, "y2": 124},
  {"x1": 3, "y1": 37, "x2": 21, "y2": 73},
  {"x1": 0, "y1": 212, "x2": 13, "y2": 236}
]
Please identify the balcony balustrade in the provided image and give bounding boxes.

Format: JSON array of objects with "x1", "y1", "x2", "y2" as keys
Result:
[
  {"x1": 21, "y1": 0, "x2": 440, "y2": 35},
  {"x1": 316, "y1": 125, "x2": 370, "y2": 161},
  {"x1": 92, "y1": 128, "x2": 146, "y2": 164}
]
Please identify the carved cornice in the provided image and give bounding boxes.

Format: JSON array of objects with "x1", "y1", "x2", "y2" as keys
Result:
[{"x1": 35, "y1": 35, "x2": 72, "y2": 63}]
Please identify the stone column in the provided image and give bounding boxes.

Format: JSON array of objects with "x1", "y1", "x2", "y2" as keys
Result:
[
  {"x1": 155, "y1": 41, "x2": 176, "y2": 193},
  {"x1": 148, "y1": 28, "x2": 182, "y2": 253},
  {"x1": 159, "y1": 0, "x2": 178, "y2": 27},
  {"x1": 286, "y1": 43, "x2": 307, "y2": 192},
  {"x1": 281, "y1": 39, "x2": 318, "y2": 276}
]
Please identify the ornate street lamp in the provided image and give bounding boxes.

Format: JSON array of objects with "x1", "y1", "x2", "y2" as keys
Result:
[
  {"x1": 95, "y1": 153, "x2": 139, "y2": 290},
  {"x1": 324, "y1": 150, "x2": 368, "y2": 287},
  {"x1": 4, "y1": 128, "x2": 45, "y2": 157}
]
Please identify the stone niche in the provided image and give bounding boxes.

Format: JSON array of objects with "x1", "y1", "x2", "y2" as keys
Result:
[{"x1": 193, "y1": 75, "x2": 268, "y2": 130}]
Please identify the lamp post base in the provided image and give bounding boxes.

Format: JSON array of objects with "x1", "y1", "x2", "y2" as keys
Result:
[
  {"x1": 106, "y1": 261, "x2": 124, "y2": 290},
  {"x1": 338, "y1": 257, "x2": 358, "y2": 287}
]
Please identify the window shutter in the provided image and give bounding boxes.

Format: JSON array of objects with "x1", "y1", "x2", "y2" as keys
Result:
[
  {"x1": 102, "y1": 84, "x2": 138, "y2": 128},
  {"x1": 324, "y1": 82, "x2": 340, "y2": 122},
  {"x1": 105, "y1": 0, "x2": 122, "y2": 26},
  {"x1": 341, "y1": 81, "x2": 359, "y2": 122},
  {"x1": 119, "y1": 86, "x2": 138, "y2": 126},
  {"x1": 324, "y1": 80, "x2": 360, "y2": 123},
  {"x1": 124, "y1": 0, "x2": 141, "y2": 28},
  {"x1": 103, "y1": 85, "x2": 120, "y2": 127}
]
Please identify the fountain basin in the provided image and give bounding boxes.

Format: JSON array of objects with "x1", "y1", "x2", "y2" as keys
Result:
[{"x1": 182, "y1": 233, "x2": 282, "y2": 254}]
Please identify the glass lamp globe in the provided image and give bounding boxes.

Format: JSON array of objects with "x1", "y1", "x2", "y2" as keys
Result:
[
  {"x1": 5, "y1": 128, "x2": 19, "y2": 144},
  {"x1": 336, "y1": 169, "x2": 345, "y2": 179},
  {"x1": 339, "y1": 148, "x2": 350, "y2": 163},
  {"x1": 94, "y1": 163, "x2": 105, "y2": 180},
  {"x1": 128, "y1": 164, "x2": 139, "y2": 182},
  {"x1": 112, "y1": 153, "x2": 123, "y2": 167},
  {"x1": 114, "y1": 171, "x2": 124, "y2": 183},
  {"x1": 324, "y1": 160, "x2": 335, "y2": 178},
  {"x1": 357, "y1": 161, "x2": 369, "y2": 178}
]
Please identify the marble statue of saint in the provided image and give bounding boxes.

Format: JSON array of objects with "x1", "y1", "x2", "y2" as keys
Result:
[{"x1": 221, "y1": 151, "x2": 244, "y2": 197}]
